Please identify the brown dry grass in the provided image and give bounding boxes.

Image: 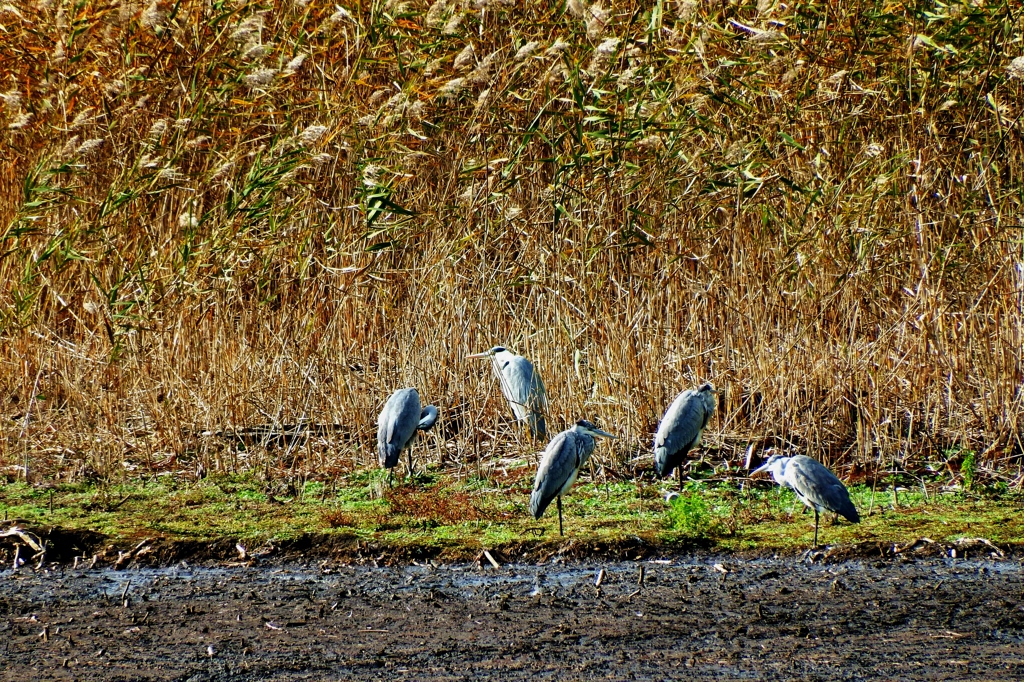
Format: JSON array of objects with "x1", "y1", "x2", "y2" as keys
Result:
[
  {"x1": 1, "y1": 0, "x2": 1023, "y2": 488},
  {"x1": 385, "y1": 486, "x2": 486, "y2": 524}
]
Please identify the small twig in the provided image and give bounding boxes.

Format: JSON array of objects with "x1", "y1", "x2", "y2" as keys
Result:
[
  {"x1": 482, "y1": 550, "x2": 501, "y2": 569},
  {"x1": 595, "y1": 568, "x2": 605, "y2": 588},
  {"x1": 637, "y1": 564, "x2": 645, "y2": 586}
]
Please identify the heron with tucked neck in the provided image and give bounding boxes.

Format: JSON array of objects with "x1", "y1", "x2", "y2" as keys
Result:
[{"x1": 377, "y1": 387, "x2": 438, "y2": 484}]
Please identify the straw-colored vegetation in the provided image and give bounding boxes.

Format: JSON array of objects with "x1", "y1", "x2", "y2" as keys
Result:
[{"x1": 1, "y1": 0, "x2": 1023, "y2": 546}]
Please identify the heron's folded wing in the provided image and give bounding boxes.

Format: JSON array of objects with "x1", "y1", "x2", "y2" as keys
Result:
[
  {"x1": 533, "y1": 369, "x2": 549, "y2": 412},
  {"x1": 787, "y1": 458, "x2": 855, "y2": 517},
  {"x1": 655, "y1": 390, "x2": 703, "y2": 454},
  {"x1": 529, "y1": 431, "x2": 574, "y2": 518},
  {"x1": 500, "y1": 356, "x2": 538, "y2": 421}
]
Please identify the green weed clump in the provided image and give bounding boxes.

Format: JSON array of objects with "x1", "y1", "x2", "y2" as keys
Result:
[
  {"x1": 665, "y1": 491, "x2": 714, "y2": 538},
  {"x1": 961, "y1": 451, "x2": 977, "y2": 492}
]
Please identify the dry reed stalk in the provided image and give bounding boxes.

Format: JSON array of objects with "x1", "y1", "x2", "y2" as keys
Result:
[{"x1": 0, "y1": 0, "x2": 1021, "y2": 489}]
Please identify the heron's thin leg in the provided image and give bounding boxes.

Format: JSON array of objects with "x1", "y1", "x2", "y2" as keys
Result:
[
  {"x1": 408, "y1": 449, "x2": 413, "y2": 481},
  {"x1": 557, "y1": 495, "x2": 564, "y2": 537},
  {"x1": 676, "y1": 465, "x2": 683, "y2": 490},
  {"x1": 813, "y1": 509, "x2": 820, "y2": 547},
  {"x1": 388, "y1": 469, "x2": 394, "y2": 488}
]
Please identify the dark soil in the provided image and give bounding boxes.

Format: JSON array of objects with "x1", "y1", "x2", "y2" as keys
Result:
[{"x1": 2, "y1": 552, "x2": 1023, "y2": 681}]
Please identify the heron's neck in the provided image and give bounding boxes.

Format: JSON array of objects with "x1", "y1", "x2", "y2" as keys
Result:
[{"x1": 492, "y1": 350, "x2": 515, "y2": 364}]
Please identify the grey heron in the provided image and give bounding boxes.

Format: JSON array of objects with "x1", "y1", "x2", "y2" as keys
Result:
[
  {"x1": 654, "y1": 382, "x2": 717, "y2": 484},
  {"x1": 377, "y1": 388, "x2": 439, "y2": 481},
  {"x1": 467, "y1": 346, "x2": 548, "y2": 440},
  {"x1": 529, "y1": 419, "x2": 616, "y2": 536},
  {"x1": 751, "y1": 453, "x2": 860, "y2": 547}
]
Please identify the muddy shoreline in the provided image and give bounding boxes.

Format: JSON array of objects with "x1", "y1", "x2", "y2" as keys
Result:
[
  {"x1": 2, "y1": 520, "x2": 1020, "y2": 569},
  {"x1": 3, "y1": 551, "x2": 1023, "y2": 681}
]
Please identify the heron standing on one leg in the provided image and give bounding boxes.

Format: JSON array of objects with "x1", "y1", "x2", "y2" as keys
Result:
[
  {"x1": 467, "y1": 346, "x2": 548, "y2": 440},
  {"x1": 377, "y1": 388, "x2": 439, "y2": 483},
  {"x1": 529, "y1": 419, "x2": 616, "y2": 536},
  {"x1": 653, "y1": 382, "x2": 717, "y2": 485},
  {"x1": 751, "y1": 453, "x2": 861, "y2": 547}
]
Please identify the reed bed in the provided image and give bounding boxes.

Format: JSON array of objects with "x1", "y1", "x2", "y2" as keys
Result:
[{"x1": 1, "y1": 0, "x2": 1022, "y2": 490}]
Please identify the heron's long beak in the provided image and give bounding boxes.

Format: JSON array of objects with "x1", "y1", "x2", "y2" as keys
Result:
[
  {"x1": 750, "y1": 462, "x2": 771, "y2": 475},
  {"x1": 591, "y1": 428, "x2": 616, "y2": 439},
  {"x1": 466, "y1": 351, "x2": 491, "y2": 359}
]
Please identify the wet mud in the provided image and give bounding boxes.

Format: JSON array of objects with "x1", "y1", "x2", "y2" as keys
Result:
[{"x1": 2, "y1": 553, "x2": 1023, "y2": 680}]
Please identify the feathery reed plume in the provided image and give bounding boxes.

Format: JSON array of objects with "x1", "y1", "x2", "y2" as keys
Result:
[
  {"x1": 425, "y1": 0, "x2": 450, "y2": 28},
  {"x1": 438, "y1": 77, "x2": 467, "y2": 100},
  {"x1": 442, "y1": 11, "x2": 463, "y2": 35},
  {"x1": 284, "y1": 53, "x2": 307, "y2": 74},
  {"x1": 329, "y1": 6, "x2": 354, "y2": 24},
  {"x1": 544, "y1": 38, "x2": 570, "y2": 57},
  {"x1": 77, "y1": 138, "x2": 105, "y2": 156},
  {"x1": 298, "y1": 124, "x2": 328, "y2": 146},
  {"x1": 585, "y1": 3, "x2": 609, "y2": 40},
  {"x1": 514, "y1": 41, "x2": 541, "y2": 62},
  {"x1": 454, "y1": 43, "x2": 475, "y2": 70},
  {"x1": 1, "y1": 89, "x2": 21, "y2": 110},
  {"x1": 60, "y1": 135, "x2": 81, "y2": 158},
  {"x1": 8, "y1": 111, "x2": 31, "y2": 129},
  {"x1": 148, "y1": 119, "x2": 168, "y2": 141},
  {"x1": 1007, "y1": 56, "x2": 1024, "y2": 80},
  {"x1": 141, "y1": 0, "x2": 165, "y2": 34},
  {"x1": 244, "y1": 68, "x2": 278, "y2": 87}
]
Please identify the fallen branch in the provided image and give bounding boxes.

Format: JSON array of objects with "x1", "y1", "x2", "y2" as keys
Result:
[
  {"x1": 955, "y1": 537, "x2": 1005, "y2": 558},
  {"x1": 0, "y1": 526, "x2": 43, "y2": 552},
  {"x1": 893, "y1": 537, "x2": 935, "y2": 554}
]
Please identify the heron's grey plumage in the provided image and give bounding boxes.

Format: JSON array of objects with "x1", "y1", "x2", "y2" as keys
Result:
[
  {"x1": 752, "y1": 453, "x2": 860, "y2": 546},
  {"x1": 376, "y1": 388, "x2": 438, "y2": 472},
  {"x1": 468, "y1": 346, "x2": 548, "y2": 439},
  {"x1": 529, "y1": 420, "x2": 615, "y2": 535},
  {"x1": 654, "y1": 382, "x2": 717, "y2": 479}
]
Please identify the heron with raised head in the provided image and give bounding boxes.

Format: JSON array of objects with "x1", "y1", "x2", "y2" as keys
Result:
[
  {"x1": 377, "y1": 388, "x2": 439, "y2": 482},
  {"x1": 467, "y1": 346, "x2": 548, "y2": 440},
  {"x1": 529, "y1": 419, "x2": 616, "y2": 536},
  {"x1": 751, "y1": 453, "x2": 860, "y2": 547},
  {"x1": 654, "y1": 382, "x2": 717, "y2": 484}
]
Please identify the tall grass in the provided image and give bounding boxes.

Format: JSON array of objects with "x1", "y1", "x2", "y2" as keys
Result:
[{"x1": 1, "y1": 0, "x2": 1022, "y2": 490}]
